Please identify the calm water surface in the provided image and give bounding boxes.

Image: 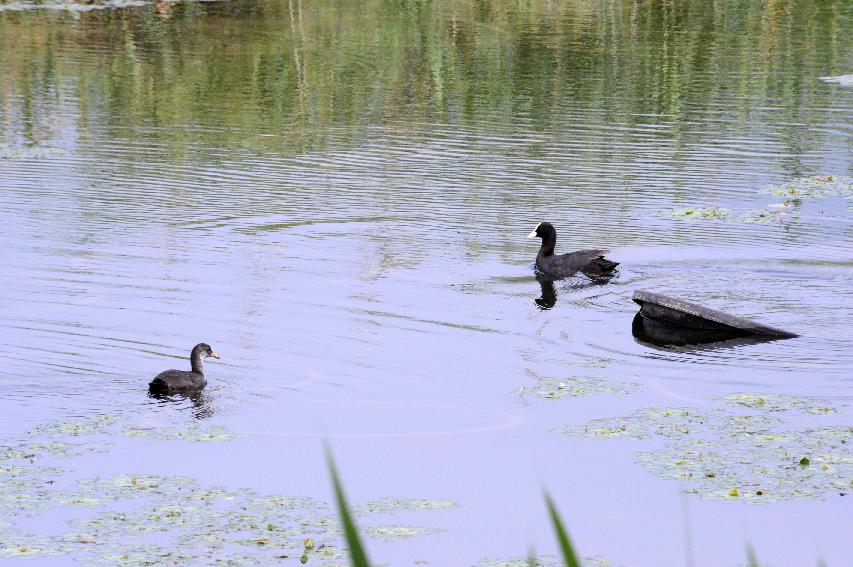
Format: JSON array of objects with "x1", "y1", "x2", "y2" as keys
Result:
[{"x1": 1, "y1": 1, "x2": 852, "y2": 565}]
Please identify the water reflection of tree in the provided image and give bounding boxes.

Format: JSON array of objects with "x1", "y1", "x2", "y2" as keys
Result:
[{"x1": 1, "y1": 0, "x2": 850, "y2": 157}]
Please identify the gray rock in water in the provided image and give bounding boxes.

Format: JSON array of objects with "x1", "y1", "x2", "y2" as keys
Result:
[{"x1": 632, "y1": 290, "x2": 799, "y2": 338}]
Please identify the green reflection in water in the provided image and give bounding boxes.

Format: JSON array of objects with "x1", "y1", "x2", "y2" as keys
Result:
[{"x1": 1, "y1": 0, "x2": 851, "y2": 157}]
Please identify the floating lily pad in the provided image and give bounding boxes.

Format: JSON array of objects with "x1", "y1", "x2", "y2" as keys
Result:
[
  {"x1": 33, "y1": 415, "x2": 120, "y2": 438},
  {"x1": 120, "y1": 424, "x2": 237, "y2": 443},
  {"x1": 556, "y1": 406, "x2": 705, "y2": 440},
  {"x1": 763, "y1": 175, "x2": 853, "y2": 200},
  {"x1": 668, "y1": 207, "x2": 732, "y2": 220},
  {"x1": 353, "y1": 497, "x2": 457, "y2": 514},
  {"x1": 563, "y1": 394, "x2": 851, "y2": 503},
  {"x1": 364, "y1": 525, "x2": 441, "y2": 541},
  {"x1": 721, "y1": 392, "x2": 839, "y2": 415},
  {"x1": 521, "y1": 375, "x2": 639, "y2": 400},
  {"x1": 0, "y1": 536, "x2": 74, "y2": 558}
]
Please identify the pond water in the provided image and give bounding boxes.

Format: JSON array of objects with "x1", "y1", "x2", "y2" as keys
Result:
[{"x1": 1, "y1": 1, "x2": 852, "y2": 565}]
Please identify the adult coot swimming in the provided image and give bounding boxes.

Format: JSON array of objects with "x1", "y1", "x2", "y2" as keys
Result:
[
  {"x1": 528, "y1": 222, "x2": 618, "y2": 278},
  {"x1": 149, "y1": 343, "x2": 220, "y2": 393}
]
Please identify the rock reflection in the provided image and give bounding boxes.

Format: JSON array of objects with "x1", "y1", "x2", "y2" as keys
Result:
[{"x1": 631, "y1": 314, "x2": 783, "y2": 350}]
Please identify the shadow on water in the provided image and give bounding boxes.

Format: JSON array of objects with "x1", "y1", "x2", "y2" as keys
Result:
[
  {"x1": 148, "y1": 390, "x2": 215, "y2": 420},
  {"x1": 631, "y1": 313, "x2": 789, "y2": 351}
]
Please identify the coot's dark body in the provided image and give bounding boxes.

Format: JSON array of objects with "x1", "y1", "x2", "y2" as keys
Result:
[
  {"x1": 149, "y1": 343, "x2": 219, "y2": 393},
  {"x1": 528, "y1": 222, "x2": 618, "y2": 278}
]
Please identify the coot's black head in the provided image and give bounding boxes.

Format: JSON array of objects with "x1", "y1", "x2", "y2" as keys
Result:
[
  {"x1": 527, "y1": 222, "x2": 556, "y2": 240},
  {"x1": 191, "y1": 343, "x2": 220, "y2": 360}
]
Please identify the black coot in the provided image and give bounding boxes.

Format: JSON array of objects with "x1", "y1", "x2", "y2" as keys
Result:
[
  {"x1": 149, "y1": 343, "x2": 220, "y2": 393},
  {"x1": 528, "y1": 222, "x2": 618, "y2": 278}
]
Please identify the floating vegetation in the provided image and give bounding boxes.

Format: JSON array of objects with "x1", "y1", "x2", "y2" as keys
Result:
[
  {"x1": 763, "y1": 175, "x2": 853, "y2": 200},
  {"x1": 0, "y1": 463, "x2": 449, "y2": 564},
  {"x1": 666, "y1": 205, "x2": 796, "y2": 226},
  {"x1": 0, "y1": 412, "x2": 451, "y2": 564},
  {"x1": 520, "y1": 375, "x2": 639, "y2": 400},
  {"x1": 0, "y1": 469, "x2": 450, "y2": 564},
  {"x1": 363, "y1": 525, "x2": 441, "y2": 541},
  {"x1": 560, "y1": 394, "x2": 851, "y2": 503},
  {"x1": 668, "y1": 207, "x2": 732, "y2": 220},
  {"x1": 34, "y1": 415, "x2": 120, "y2": 437},
  {"x1": 352, "y1": 497, "x2": 457, "y2": 515},
  {"x1": 819, "y1": 74, "x2": 853, "y2": 87},
  {"x1": 720, "y1": 392, "x2": 839, "y2": 415},
  {"x1": 0, "y1": 535, "x2": 74, "y2": 558},
  {"x1": 120, "y1": 424, "x2": 237, "y2": 443},
  {"x1": 555, "y1": 406, "x2": 706, "y2": 440},
  {"x1": 24, "y1": 414, "x2": 238, "y2": 447}
]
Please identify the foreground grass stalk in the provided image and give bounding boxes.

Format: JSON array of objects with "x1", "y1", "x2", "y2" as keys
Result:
[
  {"x1": 326, "y1": 447, "x2": 372, "y2": 567},
  {"x1": 544, "y1": 492, "x2": 582, "y2": 567}
]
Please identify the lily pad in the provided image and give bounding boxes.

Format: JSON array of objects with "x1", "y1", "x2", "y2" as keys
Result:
[
  {"x1": 563, "y1": 393, "x2": 851, "y2": 503},
  {"x1": 353, "y1": 497, "x2": 457, "y2": 514},
  {"x1": 763, "y1": 175, "x2": 853, "y2": 200},
  {"x1": 521, "y1": 375, "x2": 639, "y2": 400},
  {"x1": 721, "y1": 392, "x2": 839, "y2": 415},
  {"x1": 364, "y1": 525, "x2": 441, "y2": 541},
  {"x1": 556, "y1": 406, "x2": 705, "y2": 440},
  {"x1": 119, "y1": 424, "x2": 237, "y2": 443},
  {"x1": 668, "y1": 207, "x2": 732, "y2": 220}
]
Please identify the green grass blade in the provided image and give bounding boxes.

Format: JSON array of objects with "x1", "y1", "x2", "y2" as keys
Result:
[
  {"x1": 527, "y1": 547, "x2": 538, "y2": 567},
  {"x1": 326, "y1": 447, "x2": 372, "y2": 567},
  {"x1": 746, "y1": 544, "x2": 759, "y2": 567},
  {"x1": 544, "y1": 491, "x2": 581, "y2": 567}
]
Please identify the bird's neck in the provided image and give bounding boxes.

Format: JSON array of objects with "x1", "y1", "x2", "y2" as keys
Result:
[
  {"x1": 539, "y1": 234, "x2": 556, "y2": 257},
  {"x1": 190, "y1": 355, "x2": 205, "y2": 374}
]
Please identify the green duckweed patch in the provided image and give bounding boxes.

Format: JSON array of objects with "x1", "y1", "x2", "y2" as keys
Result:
[
  {"x1": 559, "y1": 393, "x2": 850, "y2": 503},
  {"x1": 763, "y1": 175, "x2": 853, "y2": 200},
  {"x1": 521, "y1": 375, "x2": 639, "y2": 401},
  {"x1": 0, "y1": 413, "x2": 453, "y2": 564},
  {"x1": 352, "y1": 497, "x2": 456, "y2": 515},
  {"x1": 721, "y1": 392, "x2": 839, "y2": 415},
  {"x1": 0, "y1": 464, "x2": 450, "y2": 564},
  {"x1": 363, "y1": 525, "x2": 441, "y2": 541},
  {"x1": 666, "y1": 206, "x2": 798, "y2": 225},
  {"x1": 119, "y1": 424, "x2": 237, "y2": 443},
  {"x1": 34, "y1": 415, "x2": 120, "y2": 437},
  {"x1": 669, "y1": 207, "x2": 732, "y2": 220},
  {"x1": 554, "y1": 406, "x2": 706, "y2": 440}
]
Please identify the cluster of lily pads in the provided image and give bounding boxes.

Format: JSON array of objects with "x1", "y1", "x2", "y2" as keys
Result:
[
  {"x1": 762, "y1": 175, "x2": 853, "y2": 201},
  {"x1": 665, "y1": 174, "x2": 852, "y2": 225},
  {"x1": 0, "y1": 415, "x2": 452, "y2": 564},
  {"x1": 667, "y1": 206, "x2": 795, "y2": 225},
  {"x1": 518, "y1": 374, "x2": 639, "y2": 401},
  {"x1": 558, "y1": 393, "x2": 851, "y2": 503}
]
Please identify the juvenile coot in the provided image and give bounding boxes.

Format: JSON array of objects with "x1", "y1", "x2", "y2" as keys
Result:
[
  {"x1": 149, "y1": 343, "x2": 219, "y2": 393},
  {"x1": 528, "y1": 222, "x2": 618, "y2": 278}
]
